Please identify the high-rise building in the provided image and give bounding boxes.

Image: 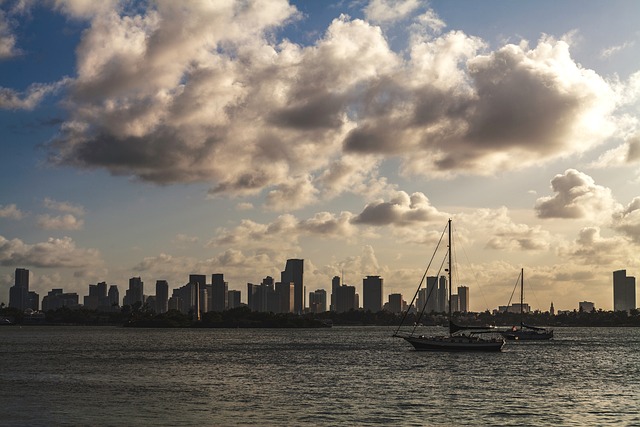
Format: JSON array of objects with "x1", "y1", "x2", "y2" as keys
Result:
[
  {"x1": 309, "y1": 289, "x2": 327, "y2": 313},
  {"x1": 613, "y1": 270, "x2": 636, "y2": 312},
  {"x1": 425, "y1": 276, "x2": 438, "y2": 313},
  {"x1": 450, "y1": 294, "x2": 459, "y2": 313},
  {"x1": 41, "y1": 289, "x2": 79, "y2": 311},
  {"x1": 211, "y1": 273, "x2": 228, "y2": 312},
  {"x1": 363, "y1": 276, "x2": 383, "y2": 313},
  {"x1": 330, "y1": 276, "x2": 341, "y2": 311},
  {"x1": 281, "y1": 259, "x2": 303, "y2": 314},
  {"x1": 108, "y1": 285, "x2": 119, "y2": 310},
  {"x1": 388, "y1": 293, "x2": 403, "y2": 314},
  {"x1": 9, "y1": 268, "x2": 33, "y2": 311},
  {"x1": 458, "y1": 286, "x2": 469, "y2": 313},
  {"x1": 124, "y1": 277, "x2": 144, "y2": 307},
  {"x1": 276, "y1": 281, "x2": 294, "y2": 313},
  {"x1": 228, "y1": 290, "x2": 241, "y2": 309},
  {"x1": 156, "y1": 280, "x2": 169, "y2": 314},
  {"x1": 437, "y1": 276, "x2": 448, "y2": 313},
  {"x1": 335, "y1": 284, "x2": 357, "y2": 313}
]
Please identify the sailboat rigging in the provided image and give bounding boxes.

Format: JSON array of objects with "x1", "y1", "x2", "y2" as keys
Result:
[
  {"x1": 394, "y1": 219, "x2": 504, "y2": 352},
  {"x1": 500, "y1": 268, "x2": 553, "y2": 341}
]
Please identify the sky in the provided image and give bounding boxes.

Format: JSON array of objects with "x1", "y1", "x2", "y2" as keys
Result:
[{"x1": 1, "y1": 0, "x2": 639, "y2": 312}]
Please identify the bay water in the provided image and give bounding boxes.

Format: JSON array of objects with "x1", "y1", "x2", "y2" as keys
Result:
[{"x1": 1, "y1": 326, "x2": 639, "y2": 426}]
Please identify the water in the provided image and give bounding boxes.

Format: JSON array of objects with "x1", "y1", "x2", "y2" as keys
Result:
[{"x1": 1, "y1": 326, "x2": 639, "y2": 426}]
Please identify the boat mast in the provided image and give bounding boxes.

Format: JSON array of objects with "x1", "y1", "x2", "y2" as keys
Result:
[
  {"x1": 520, "y1": 267, "x2": 524, "y2": 320},
  {"x1": 448, "y1": 218, "x2": 452, "y2": 325}
]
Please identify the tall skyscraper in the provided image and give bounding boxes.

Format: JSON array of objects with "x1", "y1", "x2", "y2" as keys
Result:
[
  {"x1": 156, "y1": 280, "x2": 169, "y2": 314},
  {"x1": 281, "y1": 259, "x2": 303, "y2": 314},
  {"x1": 363, "y1": 276, "x2": 383, "y2": 313},
  {"x1": 9, "y1": 268, "x2": 37, "y2": 311},
  {"x1": 335, "y1": 284, "x2": 357, "y2": 313},
  {"x1": 227, "y1": 290, "x2": 241, "y2": 309},
  {"x1": 437, "y1": 276, "x2": 448, "y2": 313},
  {"x1": 108, "y1": 285, "x2": 119, "y2": 309},
  {"x1": 124, "y1": 277, "x2": 144, "y2": 306},
  {"x1": 613, "y1": 270, "x2": 636, "y2": 312},
  {"x1": 425, "y1": 276, "x2": 438, "y2": 313},
  {"x1": 458, "y1": 286, "x2": 469, "y2": 313},
  {"x1": 211, "y1": 273, "x2": 228, "y2": 312},
  {"x1": 330, "y1": 276, "x2": 340, "y2": 312}
]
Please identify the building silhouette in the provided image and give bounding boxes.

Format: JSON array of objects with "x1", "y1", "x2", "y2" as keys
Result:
[
  {"x1": 9, "y1": 268, "x2": 38, "y2": 311},
  {"x1": 124, "y1": 277, "x2": 144, "y2": 307},
  {"x1": 41, "y1": 289, "x2": 79, "y2": 311},
  {"x1": 458, "y1": 286, "x2": 469, "y2": 313},
  {"x1": 211, "y1": 274, "x2": 228, "y2": 312},
  {"x1": 155, "y1": 280, "x2": 168, "y2": 314},
  {"x1": 613, "y1": 270, "x2": 636, "y2": 312},
  {"x1": 363, "y1": 276, "x2": 383, "y2": 313},
  {"x1": 330, "y1": 276, "x2": 340, "y2": 312},
  {"x1": 579, "y1": 301, "x2": 595, "y2": 313},
  {"x1": 227, "y1": 290, "x2": 241, "y2": 309},
  {"x1": 388, "y1": 293, "x2": 403, "y2": 314},
  {"x1": 281, "y1": 259, "x2": 303, "y2": 314},
  {"x1": 335, "y1": 283, "x2": 357, "y2": 313},
  {"x1": 309, "y1": 289, "x2": 327, "y2": 313},
  {"x1": 108, "y1": 285, "x2": 120, "y2": 309}
]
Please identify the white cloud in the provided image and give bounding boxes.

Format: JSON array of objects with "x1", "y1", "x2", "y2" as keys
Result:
[
  {"x1": 352, "y1": 191, "x2": 446, "y2": 226},
  {"x1": 0, "y1": 8, "x2": 19, "y2": 59},
  {"x1": 43, "y1": 197, "x2": 85, "y2": 216},
  {"x1": 364, "y1": 0, "x2": 422, "y2": 24},
  {"x1": 0, "y1": 203, "x2": 23, "y2": 220},
  {"x1": 534, "y1": 169, "x2": 621, "y2": 221},
  {"x1": 0, "y1": 80, "x2": 68, "y2": 110},
  {"x1": 612, "y1": 197, "x2": 640, "y2": 244},
  {"x1": 0, "y1": 235, "x2": 102, "y2": 268},
  {"x1": 600, "y1": 40, "x2": 635, "y2": 59},
  {"x1": 37, "y1": 214, "x2": 84, "y2": 230},
  {"x1": 37, "y1": 2, "x2": 627, "y2": 212}
]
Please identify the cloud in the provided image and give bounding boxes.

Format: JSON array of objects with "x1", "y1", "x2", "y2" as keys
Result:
[
  {"x1": 352, "y1": 191, "x2": 446, "y2": 226},
  {"x1": 0, "y1": 203, "x2": 23, "y2": 220},
  {"x1": 600, "y1": 40, "x2": 635, "y2": 59},
  {"x1": 43, "y1": 197, "x2": 85, "y2": 216},
  {"x1": 0, "y1": 8, "x2": 20, "y2": 59},
  {"x1": 364, "y1": 0, "x2": 422, "y2": 24},
  {"x1": 0, "y1": 80, "x2": 68, "y2": 110},
  {"x1": 534, "y1": 169, "x2": 620, "y2": 220},
  {"x1": 557, "y1": 227, "x2": 634, "y2": 266},
  {"x1": 37, "y1": 214, "x2": 84, "y2": 230},
  {"x1": 0, "y1": 235, "x2": 102, "y2": 268},
  {"x1": 612, "y1": 197, "x2": 640, "y2": 244},
  {"x1": 40, "y1": 2, "x2": 624, "y2": 210}
]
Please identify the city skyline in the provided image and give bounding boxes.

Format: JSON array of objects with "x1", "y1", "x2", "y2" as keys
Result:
[
  {"x1": 7, "y1": 265, "x2": 635, "y2": 315},
  {"x1": 2, "y1": 1, "x2": 640, "y2": 311}
]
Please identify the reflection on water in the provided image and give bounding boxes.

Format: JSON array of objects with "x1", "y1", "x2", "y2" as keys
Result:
[{"x1": 1, "y1": 326, "x2": 639, "y2": 426}]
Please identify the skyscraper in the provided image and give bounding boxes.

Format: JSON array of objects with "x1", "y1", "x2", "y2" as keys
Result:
[
  {"x1": 458, "y1": 286, "x2": 469, "y2": 313},
  {"x1": 309, "y1": 289, "x2": 327, "y2": 313},
  {"x1": 330, "y1": 276, "x2": 340, "y2": 312},
  {"x1": 211, "y1": 273, "x2": 228, "y2": 312},
  {"x1": 9, "y1": 268, "x2": 36, "y2": 311},
  {"x1": 613, "y1": 270, "x2": 636, "y2": 312},
  {"x1": 281, "y1": 259, "x2": 303, "y2": 314},
  {"x1": 363, "y1": 275, "x2": 383, "y2": 313},
  {"x1": 156, "y1": 280, "x2": 169, "y2": 314}
]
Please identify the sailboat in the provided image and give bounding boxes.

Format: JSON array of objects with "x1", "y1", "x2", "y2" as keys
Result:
[
  {"x1": 394, "y1": 219, "x2": 504, "y2": 352},
  {"x1": 500, "y1": 268, "x2": 553, "y2": 341}
]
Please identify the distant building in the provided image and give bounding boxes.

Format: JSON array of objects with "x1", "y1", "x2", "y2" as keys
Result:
[
  {"x1": 613, "y1": 270, "x2": 636, "y2": 312},
  {"x1": 550, "y1": 302, "x2": 555, "y2": 316},
  {"x1": 388, "y1": 293, "x2": 403, "y2": 314},
  {"x1": 437, "y1": 276, "x2": 448, "y2": 313},
  {"x1": 579, "y1": 301, "x2": 595, "y2": 313},
  {"x1": 155, "y1": 280, "x2": 169, "y2": 314},
  {"x1": 124, "y1": 277, "x2": 144, "y2": 307},
  {"x1": 227, "y1": 290, "x2": 241, "y2": 309},
  {"x1": 458, "y1": 286, "x2": 469, "y2": 313},
  {"x1": 450, "y1": 294, "x2": 459, "y2": 313},
  {"x1": 498, "y1": 303, "x2": 531, "y2": 314},
  {"x1": 281, "y1": 259, "x2": 304, "y2": 314},
  {"x1": 41, "y1": 289, "x2": 79, "y2": 311},
  {"x1": 330, "y1": 276, "x2": 340, "y2": 312},
  {"x1": 335, "y1": 284, "x2": 357, "y2": 313},
  {"x1": 9, "y1": 268, "x2": 38, "y2": 311},
  {"x1": 309, "y1": 289, "x2": 327, "y2": 313},
  {"x1": 276, "y1": 281, "x2": 294, "y2": 313},
  {"x1": 363, "y1": 276, "x2": 383, "y2": 313},
  {"x1": 108, "y1": 285, "x2": 120, "y2": 309},
  {"x1": 211, "y1": 274, "x2": 228, "y2": 312}
]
